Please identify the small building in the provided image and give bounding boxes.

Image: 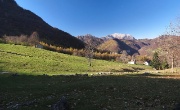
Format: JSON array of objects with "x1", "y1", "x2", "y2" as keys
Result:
[
  {"x1": 144, "y1": 61, "x2": 149, "y2": 66},
  {"x1": 128, "y1": 59, "x2": 136, "y2": 64}
]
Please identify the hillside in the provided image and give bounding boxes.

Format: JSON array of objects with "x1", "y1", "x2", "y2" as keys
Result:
[
  {"x1": 97, "y1": 39, "x2": 122, "y2": 53},
  {"x1": 77, "y1": 34, "x2": 151, "y2": 55},
  {"x1": 77, "y1": 34, "x2": 104, "y2": 47},
  {"x1": 0, "y1": 0, "x2": 84, "y2": 49},
  {"x1": 98, "y1": 39, "x2": 140, "y2": 55},
  {"x1": 139, "y1": 36, "x2": 180, "y2": 67},
  {"x1": 0, "y1": 43, "x2": 152, "y2": 74}
]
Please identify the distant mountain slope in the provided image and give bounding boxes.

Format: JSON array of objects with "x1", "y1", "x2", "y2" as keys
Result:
[
  {"x1": 103, "y1": 33, "x2": 136, "y2": 40},
  {"x1": 77, "y1": 34, "x2": 151, "y2": 55},
  {"x1": 0, "y1": 0, "x2": 84, "y2": 49},
  {"x1": 138, "y1": 36, "x2": 180, "y2": 67},
  {"x1": 77, "y1": 34, "x2": 104, "y2": 47},
  {"x1": 97, "y1": 39, "x2": 121, "y2": 53},
  {"x1": 98, "y1": 39, "x2": 139, "y2": 55},
  {"x1": 138, "y1": 36, "x2": 180, "y2": 55}
]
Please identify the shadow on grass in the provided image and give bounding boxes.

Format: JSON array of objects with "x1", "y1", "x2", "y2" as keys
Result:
[
  {"x1": 0, "y1": 61, "x2": 6, "y2": 72},
  {"x1": 1, "y1": 73, "x2": 180, "y2": 110},
  {"x1": 132, "y1": 67, "x2": 145, "y2": 71},
  {"x1": 122, "y1": 68, "x2": 135, "y2": 72},
  {"x1": 122, "y1": 72, "x2": 163, "y2": 77},
  {"x1": 121, "y1": 67, "x2": 145, "y2": 72},
  {"x1": 125, "y1": 72, "x2": 180, "y2": 78}
]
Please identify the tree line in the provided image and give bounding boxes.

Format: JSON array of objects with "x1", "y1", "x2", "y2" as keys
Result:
[{"x1": 1, "y1": 32, "x2": 39, "y2": 46}]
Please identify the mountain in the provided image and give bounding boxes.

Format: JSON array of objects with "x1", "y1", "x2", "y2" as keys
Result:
[
  {"x1": 97, "y1": 39, "x2": 122, "y2": 53},
  {"x1": 138, "y1": 36, "x2": 180, "y2": 67},
  {"x1": 138, "y1": 36, "x2": 175, "y2": 56},
  {"x1": 0, "y1": 0, "x2": 84, "y2": 49},
  {"x1": 77, "y1": 34, "x2": 150, "y2": 55},
  {"x1": 103, "y1": 33, "x2": 136, "y2": 40},
  {"x1": 98, "y1": 39, "x2": 139, "y2": 55},
  {"x1": 77, "y1": 34, "x2": 104, "y2": 47}
]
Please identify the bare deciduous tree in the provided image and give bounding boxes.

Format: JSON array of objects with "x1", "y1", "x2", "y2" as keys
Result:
[
  {"x1": 28, "y1": 32, "x2": 39, "y2": 46},
  {"x1": 84, "y1": 34, "x2": 98, "y2": 67},
  {"x1": 85, "y1": 40, "x2": 95, "y2": 67},
  {"x1": 164, "y1": 19, "x2": 180, "y2": 73}
]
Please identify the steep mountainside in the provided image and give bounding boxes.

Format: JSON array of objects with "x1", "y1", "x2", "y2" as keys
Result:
[
  {"x1": 0, "y1": 0, "x2": 84, "y2": 49},
  {"x1": 121, "y1": 39, "x2": 150, "y2": 51},
  {"x1": 97, "y1": 39, "x2": 121, "y2": 53},
  {"x1": 98, "y1": 39, "x2": 139, "y2": 55}
]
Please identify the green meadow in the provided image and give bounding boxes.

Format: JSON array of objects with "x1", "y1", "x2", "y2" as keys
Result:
[
  {"x1": 0, "y1": 43, "x2": 151, "y2": 75},
  {"x1": 1, "y1": 43, "x2": 180, "y2": 110}
]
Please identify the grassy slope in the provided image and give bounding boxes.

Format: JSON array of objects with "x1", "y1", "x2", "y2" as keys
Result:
[
  {"x1": 1, "y1": 43, "x2": 180, "y2": 110},
  {"x1": 0, "y1": 43, "x2": 152, "y2": 75}
]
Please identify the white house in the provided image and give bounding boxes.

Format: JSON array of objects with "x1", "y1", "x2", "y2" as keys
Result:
[
  {"x1": 144, "y1": 61, "x2": 149, "y2": 66},
  {"x1": 128, "y1": 59, "x2": 136, "y2": 64}
]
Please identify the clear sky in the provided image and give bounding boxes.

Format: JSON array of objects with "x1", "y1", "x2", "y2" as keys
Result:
[{"x1": 15, "y1": 0, "x2": 180, "y2": 39}]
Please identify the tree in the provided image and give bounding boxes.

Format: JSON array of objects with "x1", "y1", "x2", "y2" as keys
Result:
[
  {"x1": 150, "y1": 52, "x2": 161, "y2": 70},
  {"x1": 120, "y1": 50, "x2": 130, "y2": 63},
  {"x1": 84, "y1": 35, "x2": 97, "y2": 67},
  {"x1": 161, "y1": 59, "x2": 169, "y2": 70},
  {"x1": 164, "y1": 19, "x2": 180, "y2": 72},
  {"x1": 28, "y1": 32, "x2": 39, "y2": 46},
  {"x1": 19, "y1": 35, "x2": 28, "y2": 45}
]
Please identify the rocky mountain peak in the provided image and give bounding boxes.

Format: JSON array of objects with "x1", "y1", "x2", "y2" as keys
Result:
[{"x1": 104, "y1": 33, "x2": 136, "y2": 40}]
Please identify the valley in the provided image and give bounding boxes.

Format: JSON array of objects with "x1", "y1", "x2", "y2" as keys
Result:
[{"x1": 0, "y1": 0, "x2": 180, "y2": 109}]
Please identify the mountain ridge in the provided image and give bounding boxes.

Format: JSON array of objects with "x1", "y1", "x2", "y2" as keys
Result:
[
  {"x1": 77, "y1": 34, "x2": 150, "y2": 55},
  {"x1": 0, "y1": 0, "x2": 84, "y2": 49},
  {"x1": 103, "y1": 33, "x2": 136, "y2": 40}
]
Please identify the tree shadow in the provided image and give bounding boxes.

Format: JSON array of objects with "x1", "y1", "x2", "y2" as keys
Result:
[
  {"x1": 132, "y1": 67, "x2": 145, "y2": 71},
  {"x1": 122, "y1": 68, "x2": 135, "y2": 72},
  {"x1": 122, "y1": 72, "x2": 162, "y2": 77}
]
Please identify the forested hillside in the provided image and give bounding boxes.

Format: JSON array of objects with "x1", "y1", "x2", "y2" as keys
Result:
[{"x1": 0, "y1": 0, "x2": 84, "y2": 49}]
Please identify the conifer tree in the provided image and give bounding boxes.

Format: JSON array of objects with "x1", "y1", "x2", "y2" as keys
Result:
[{"x1": 151, "y1": 52, "x2": 161, "y2": 70}]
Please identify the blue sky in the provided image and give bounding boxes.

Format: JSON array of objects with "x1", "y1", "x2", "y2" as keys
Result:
[{"x1": 15, "y1": 0, "x2": 180, "y2": 39}]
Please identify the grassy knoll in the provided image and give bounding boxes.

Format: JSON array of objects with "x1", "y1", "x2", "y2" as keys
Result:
[
  {"x1": 0, "y1": 43, "x2": 152, "y2": 75},
  {"x1": 1, "y1": 74, "x2": 180, "y2": 109}
]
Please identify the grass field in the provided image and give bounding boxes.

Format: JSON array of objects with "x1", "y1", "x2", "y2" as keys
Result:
[
  {"x1": 1, "y1": 43, "x2": 180, "y2": 110},
  {"x1": 1, "y1": 74, "x2": 180, "y2": 110},
  {"x1": 0, "y1": 43, "x2": 152, "y2": 75}
]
